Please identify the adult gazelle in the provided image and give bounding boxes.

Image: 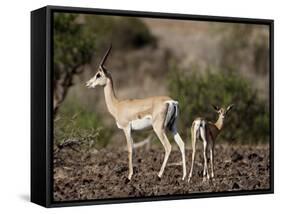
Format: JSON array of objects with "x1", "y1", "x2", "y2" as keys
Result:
[{"x1": 86, "y1": 45, "x2": 187, "y2": 180}]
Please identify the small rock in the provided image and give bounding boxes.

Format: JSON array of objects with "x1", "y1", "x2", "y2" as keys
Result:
[
  {"x1": 232, "y1": 182, "x2": 240, "y2": 189},
  {"x1": 248, "y1": 153, "x2": 258, "y2": 159},
  {"x1": 248, "y1": 153, "x2": 263, "y2": 162},
  {"x1": 249, "y1": 180, "x2": 261, "y2": 189},
  {"x1": 231, "y1": 151, "x2": 243, "y2": 162},
  {"x1": 220, "y1": 182, "x2": 230, "y2": 190}
]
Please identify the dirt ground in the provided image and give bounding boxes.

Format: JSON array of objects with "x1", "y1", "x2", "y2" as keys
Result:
[{"x1": 53, "y1": 143, "x2": 270, "y2": 201}]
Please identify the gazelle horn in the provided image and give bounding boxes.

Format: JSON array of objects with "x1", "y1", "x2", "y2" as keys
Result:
[{"x1": 100, "y1": 44, "x2": 112, "y2": 67}]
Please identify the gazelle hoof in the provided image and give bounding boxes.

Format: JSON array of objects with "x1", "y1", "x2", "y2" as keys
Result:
[
  {"x1": 182, "y1": 174, "x2": 186, "y2": 180},
  {"x1": 128, "y1": 173, "x2": 133, "y2": 180}
]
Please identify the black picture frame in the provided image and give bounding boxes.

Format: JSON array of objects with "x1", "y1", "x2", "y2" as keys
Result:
[{"x1": 31, "y1": 5, "x2": 274, "y2": 208}]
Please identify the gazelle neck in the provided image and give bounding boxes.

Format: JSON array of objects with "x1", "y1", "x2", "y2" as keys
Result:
[
  {"x1": 104, "y1": 74, "x2": 118, "y2": 117},
  {"x1": 214, "y1": 115, "x2": 224, "y2": 131}
]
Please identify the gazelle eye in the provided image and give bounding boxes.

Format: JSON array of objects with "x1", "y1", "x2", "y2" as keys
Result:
[{"x1": 96, "y1": 73, "x2": 101, "y2": 78}]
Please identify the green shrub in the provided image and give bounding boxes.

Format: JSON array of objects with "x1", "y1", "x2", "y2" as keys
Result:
[
  {"x1": 168, "y1": 65, "x2": 269, "y2": 144},
  {"x1": 54, "y1": 101, "x2": 112, "y2": 149},
  {"x1": 54, "y1": 13, "x2": 96, "y2": 78}
]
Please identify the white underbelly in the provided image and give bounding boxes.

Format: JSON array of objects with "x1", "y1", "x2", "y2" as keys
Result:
[{"x1": 130, "y1": 115, "x2": 152, "y2": 131}]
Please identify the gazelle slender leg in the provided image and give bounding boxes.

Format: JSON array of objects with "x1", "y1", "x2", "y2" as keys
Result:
[
  {"x1": 186, "y1": 106, "x2": 233, "y2": 183},
  {"x1": 210, "y1": 143, "x2": 215, "y2": 178},
  {"x1": 172, "y1": 129, "x2": 186, "y2": 180},
  {"x1": 188, "y1": 126, "x2": 197, "y2": 183},
  {"x1": 201, "y1": 128, "x2": 210, "y2": 182},
  {"x1": 153, "y1": 122, "x2": 171, "y2": 178},
  {"x1": 123, "y1": 126, "x2": 134, "y2": 180}
]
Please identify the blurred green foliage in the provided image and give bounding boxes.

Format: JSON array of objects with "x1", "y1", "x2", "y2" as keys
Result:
[
  {"x1": 219, "y1": 24, "x2": 269, "y2": 75},
  {"x1": 168, "y1": 65, "x2": 269, "y2": 144},
  {"x1": 83, "y1": 15, "x2": 157, "y2": 50},
  {"x1": 54, "y1": 13, "x2": 156, "y2": 73},
  {"x1": 54, "y1": 13, "x2": 96, "y2": 79},
  {"x1": 54, "y1": 100, "x2": 113, "y2": 148}
]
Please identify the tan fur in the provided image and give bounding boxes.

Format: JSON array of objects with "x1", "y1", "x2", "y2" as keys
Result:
[
  {"x1": 188, "y1": 105, "x2": 233, "y2": 183},
  {"x1": 86, "y1": 47, "x2": 187, "y2": 180}
]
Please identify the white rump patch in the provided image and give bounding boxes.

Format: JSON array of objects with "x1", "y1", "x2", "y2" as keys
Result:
[
  {"x1": 194, "y1": 119, "x2": 206, "y2": 140},
  {"x1": 165, "y1": 100, "x2": 178, "y2": 106},
  {"x1": 130, "y1": 115, "x2": 152, "y2": 131}
]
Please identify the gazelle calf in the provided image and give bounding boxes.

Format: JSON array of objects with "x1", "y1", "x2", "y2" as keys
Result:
[
  {"x1": 86, "y1": 45, "x2": 187, "y2": 180},
  {"x1": 188, "y1": 104, "x2": 234, "y2": 183}
]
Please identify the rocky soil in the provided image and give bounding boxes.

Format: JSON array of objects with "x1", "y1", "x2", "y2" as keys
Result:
[{"x1": 53, "y1": 143, "x2": 270, "y2": 201}]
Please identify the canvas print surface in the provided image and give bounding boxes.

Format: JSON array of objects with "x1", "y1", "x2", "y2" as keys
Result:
[{"x1": 53, "y1": 12, "x2": 271, "y2": 202}]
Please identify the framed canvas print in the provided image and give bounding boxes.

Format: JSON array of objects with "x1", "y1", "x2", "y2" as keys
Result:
[{"x1": 31, "y1": 5, "x2": 274, "y2": 207}]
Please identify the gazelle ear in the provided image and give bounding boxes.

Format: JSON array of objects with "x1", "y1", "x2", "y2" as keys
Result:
[
  {"x1": 226, "y1": 104, "x2": 234, "y2": 114},
  {"x1": 211, "y1": 104, "x2": 220, "y2": 112}
]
